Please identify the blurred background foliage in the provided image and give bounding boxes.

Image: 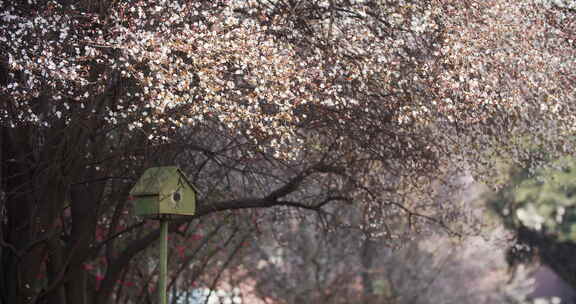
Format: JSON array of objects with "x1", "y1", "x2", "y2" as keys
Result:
[{"x1": 489, "y1": 156, "x2": 576, "y2": 290}]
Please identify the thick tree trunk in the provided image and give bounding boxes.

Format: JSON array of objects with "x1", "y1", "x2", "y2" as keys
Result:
[
  {"x1": 64, "y1": 181, "x2": 104, "y2": 304},
  {"x1": 46, "y1": 237, "x2": 67, "y2": 304},
  {"x1": 66, "y1": 269, "x2": 88, "y2": 304},
  {"x1": 1, "y1": 125, "x2": 78, "y2": 304},
  {"x1": 361, "y1": 237, "x2": 378, "y2": 304},
  {"x1": 3, "y1": 128, "x2": 40, "y2": 304}
]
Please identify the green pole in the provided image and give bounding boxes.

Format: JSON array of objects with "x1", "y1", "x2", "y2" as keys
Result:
[{"x1": 159, "y1": 220, "x2": 168, "y2": 304}]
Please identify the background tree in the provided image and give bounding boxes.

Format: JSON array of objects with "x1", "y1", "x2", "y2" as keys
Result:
[
  {"x1": 489, "y1": 156, "x2": 576, "y2": 290},
  {"x1": 208, "y1": 205, "x2": 542, "y2": 304}
]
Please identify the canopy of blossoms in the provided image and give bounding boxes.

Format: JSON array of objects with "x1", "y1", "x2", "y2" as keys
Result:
[{"x1": 1, "y1": 0, "x2": 574, "y2": 159}]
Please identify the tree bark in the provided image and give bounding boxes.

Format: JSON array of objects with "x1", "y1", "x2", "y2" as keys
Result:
[
  {"x1": 46, "y1": 237, "x2": 67, "y2": 304},
  {"x1": 361, "y1": 237, "x2": 378, "y2": 304}
]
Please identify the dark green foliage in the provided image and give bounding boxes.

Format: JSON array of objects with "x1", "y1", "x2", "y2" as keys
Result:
[{"x1": 490, "y1": 157, "x2": 576, "y2": 288}]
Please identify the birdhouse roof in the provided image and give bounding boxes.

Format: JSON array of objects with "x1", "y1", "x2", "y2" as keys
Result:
[{"x1": 130, "y1": 166, "x2": 197, "y2": 197}]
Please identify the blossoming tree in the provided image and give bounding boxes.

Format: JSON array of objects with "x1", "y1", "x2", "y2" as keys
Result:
[{"x1": 0, "y1": 0, "x2": 574, "y2": 303}]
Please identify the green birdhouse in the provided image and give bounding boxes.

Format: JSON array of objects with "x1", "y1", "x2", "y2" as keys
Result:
[{"x1": 130, "y1": 167, "x2": 198, "y2": 219}]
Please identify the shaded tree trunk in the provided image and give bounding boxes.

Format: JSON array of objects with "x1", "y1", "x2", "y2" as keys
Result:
[
  {"x1": 0, "y1": 122, "x2": 100, "y2": 304},
  {"x1": 361, "y1": 237, "x2": 378, "y2": 304}
]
